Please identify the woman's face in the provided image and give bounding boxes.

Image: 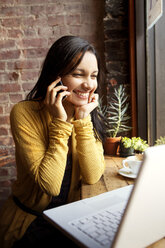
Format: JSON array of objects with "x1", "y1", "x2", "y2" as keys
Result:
[{"x1": 61, "y1": 51, "x2": 98, "y2": 106}]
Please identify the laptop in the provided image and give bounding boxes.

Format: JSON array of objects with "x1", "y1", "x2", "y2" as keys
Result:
[{"x1": 43, "y1": 145, "x2": 165, "y2": 248}]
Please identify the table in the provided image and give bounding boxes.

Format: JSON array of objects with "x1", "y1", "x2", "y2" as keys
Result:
[{"x1": 81, "y1": 155, "x2": 165, "y2": 248}]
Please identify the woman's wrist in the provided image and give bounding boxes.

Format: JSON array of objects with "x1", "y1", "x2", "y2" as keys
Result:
[{"x1": 74, "y1": 111, "x2": 88, "y2": 120}]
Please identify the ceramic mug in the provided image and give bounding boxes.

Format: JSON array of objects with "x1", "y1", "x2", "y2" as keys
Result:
[{"x1": 122, "y1": 159, "x2": 142, "y2": 175}]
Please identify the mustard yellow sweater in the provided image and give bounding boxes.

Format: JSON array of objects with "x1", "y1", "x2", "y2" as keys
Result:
[{"x1": 0, "y1": 101, "x2": 105, "y2": 248}]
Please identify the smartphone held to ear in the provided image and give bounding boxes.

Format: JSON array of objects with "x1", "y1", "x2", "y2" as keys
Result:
[
  {"x1": 56, "y1": 80, "x2": 67, "y2": 100},
  {"x1": 57, "y1": 81, "x2": 63, "y2": 87},
  {"x1": 56, "y1": 81, "x2": 63, "y2": 96}
]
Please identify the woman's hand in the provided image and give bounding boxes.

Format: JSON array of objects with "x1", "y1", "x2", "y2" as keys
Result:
[
  {"x1": 75, "y1": 93, "x2": 98, "y2": 120},
  {"x1": 44, "y1": 79, "x2": 71, "y2": 121}
]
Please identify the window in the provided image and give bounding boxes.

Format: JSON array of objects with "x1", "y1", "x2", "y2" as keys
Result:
[{"x1": 135, "y1": 0, "x2": 165, "y2": 145}]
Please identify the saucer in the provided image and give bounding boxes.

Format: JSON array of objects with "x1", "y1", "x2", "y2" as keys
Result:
[{"x1": 118, "y1": 168, "x2": 137, "y2": 179}]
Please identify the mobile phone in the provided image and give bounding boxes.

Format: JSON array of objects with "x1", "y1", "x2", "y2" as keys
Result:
[
  {"x1": 56, "y1": 81, "x2": 63, "y2": 96},
  {"x1": 56, "y1": 80, "x2": 63, "y2": 87},
  {"x1": 56, "y1": 80, "x2": 67, "y2": 100}
]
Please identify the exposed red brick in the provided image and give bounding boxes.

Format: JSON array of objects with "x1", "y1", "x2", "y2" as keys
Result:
[
  {"x1": 9, "y1": 72, "x2": 19, "y2": 81},
  {"x1": 18, "y1": 38, "x2": 48, "y2": 48},
  {"x1": 23, "y1": 48, "x2": 47, "y2": 58},
  {"x1": 0, "y1": 167, "x2": 9, "y2": 176},
  {"x1": 0, "y1": 83, "x2": 21, "y2": 92},
  {"x1": 4, "y1": 104, "x2": 15, "y2": 114},
  {"x1": 0, "y1": 62, "x2": 5, "y2": 70},
  {"x1": 0, "y1": 6, "x2": 31, "y2": 17},
  {"x1": 66, "y1": 14, "x2": 81, "y2": 25},
  {"x1": 7, "y1": 60, "x2": 40, "y2": 70},
  {"x1": 7, "y1": 29, "x2": 24, "y2": 38},
  {"x1": 0, "y1": 95, "x2": 9, "y2": 103},
  {"x1": 0, "y1": 127, "x2": 8, "y2": 136},
  {"x1": 0, "y1": 136, "x2": 14, "y2": 146},
  {"x1": 0, "y1": 40, "x2": 16, "y2": 49},
  {"x1": 21, "y1": 71, "x2": 39, "y2": 81},
  {"x1": 1, "y1": 18, "x2": 20, "y2": 27},
  {"x1": 9, "y1": 94, "x2": 23, "y2": 103},
  {"x1": 46, "y1": 3, "x2": 63, "y2": 14},
  {"x1": 16, "y1": 0, "x2": 46, "y2": 3},
  {"x1": 0, "y1": 50, "x2": 21, "y2": 60},
  {"x1": 22, "y1": 82, "x2": 35, "y2": 91},
  {"x1": 0, "y1": 73, "x2": 9, "y2": 82},
  {"x1": 0, "y1": 180, "x2": 12, "y2": 187},
  {"x1": 48, "y1": 15, "x2": 65, "y2": 26},
  {"x1": 0, "y1": 106, "x2": 3, "y2": 114},
  {"x1": 0, "y1": 116, "x2": 10, "y2": 125},
  {"x1": 0, "y1": 0, "x2": 14, "y2": 4}
]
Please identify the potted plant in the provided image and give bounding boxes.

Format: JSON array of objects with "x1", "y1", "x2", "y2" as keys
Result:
[
  {"x1": 155, "y1": 136, "x2": 165, "y2": 145},
  {"x1": 120, "y1": 137, "x2": 149, "y2": 157},
  {"x1": 98, "y1": 85, "x2": 131, "y2": 155},
  {"x1": 132, "y1": 137, "x2": 149, "y2": 153},
  {"x1": 119, "y1": 137, "x2": 134, "y2": 157}
]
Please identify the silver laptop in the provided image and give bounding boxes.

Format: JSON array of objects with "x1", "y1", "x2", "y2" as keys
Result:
[{"x1": 43, "y1": 145, "x2": 165, "y2": 248}]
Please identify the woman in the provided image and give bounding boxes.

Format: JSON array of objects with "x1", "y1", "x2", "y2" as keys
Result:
[{"x1": 0, "y1": 36, "x2": 106, "y2": 247}]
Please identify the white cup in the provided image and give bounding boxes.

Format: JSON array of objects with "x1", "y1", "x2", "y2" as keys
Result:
[{"x1": 122, "y1": 159, "x2": 142, "y2": 175}]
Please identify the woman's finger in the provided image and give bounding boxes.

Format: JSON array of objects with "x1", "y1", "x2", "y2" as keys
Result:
[
  {"x1": 45, "y1": 78, "x2": 61, "y2": 104},
  {"x1": 56, "y1": 91, "x2": 71, "y2": 103},
  {"x1": 90, "y1": 93, "x2": 98, "y2": 103},
  {"x1": 47, "y1": 78, "x2": 61, "y2": 93},
  {"x1": 50, "y1": 86, "x2": 68, "y2": 104},
  {"x1": 50, "y1": 88, "x2": 57, "y2": 105},
  {"x1": 88, "y1": 90, "x2": 97, "y2": 103},
  {"x1": 55, "y1": 85, "x2": 68, "y2": 93}
]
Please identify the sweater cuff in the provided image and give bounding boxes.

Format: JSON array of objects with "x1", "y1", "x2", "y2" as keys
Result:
[
  {"x1": 50, "y1": 118, "x2": 73, "y2": 137},
  {"x1": 71, "y1": 115, "x2": 92, "y2": 127},
  {"x1": 71, "y1": 115, "x2": 94, "y2": 138}
]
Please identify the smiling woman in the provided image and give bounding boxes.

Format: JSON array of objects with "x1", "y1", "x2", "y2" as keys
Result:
[{"x1": 0, "y1": 36, "x2": 106, "y2": 248}]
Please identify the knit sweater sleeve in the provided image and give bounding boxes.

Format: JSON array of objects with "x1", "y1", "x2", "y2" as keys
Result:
[
  {"x1": 10, "y1": 103, "x2": 73, "y2": 196},
  {"x1": 72, "y1": 115, "x2": 105, "y2": 184}
]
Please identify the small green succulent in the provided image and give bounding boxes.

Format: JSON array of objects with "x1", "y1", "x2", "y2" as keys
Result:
[
  {"x1": 121, "y1": 137, "x2": 149, "y2": 152},
  {"x1": 155, "y1": 136, "x2": 165, "y2": 146}
]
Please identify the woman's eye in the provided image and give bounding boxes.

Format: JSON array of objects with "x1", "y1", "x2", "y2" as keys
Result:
[
  {"x1": 91, "y1": 75, "x2": 97, "y2": 79},
  {"x1": 72, "y1": 73, "x2": 97, "y2": 78},
  {"x1": 72, "y1": 73, "x2": 83, "y2": 77}
]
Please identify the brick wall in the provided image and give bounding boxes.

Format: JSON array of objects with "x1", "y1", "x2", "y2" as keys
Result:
[
  {"x1": 104, "y1": 0, "x2": 129, "y2": 97},
  {"x1": 0, "y1": 0, "x2": 105, "y2": 208}
]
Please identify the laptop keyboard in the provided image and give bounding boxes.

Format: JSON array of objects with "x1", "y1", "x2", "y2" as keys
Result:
[{"x1": 69, "y1": 208, "x2": 124, "y2": 246}]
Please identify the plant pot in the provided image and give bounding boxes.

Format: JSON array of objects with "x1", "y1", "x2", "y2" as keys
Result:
[
  {"x1": 119, "y1": 146, "x2": 134, "y2": 157},
  {"x1": 119, "y1": 141, "x2": 134, "y2": 157},
  {"x1": 104, "y1": 137, "x2": 121, "y2": 156}
]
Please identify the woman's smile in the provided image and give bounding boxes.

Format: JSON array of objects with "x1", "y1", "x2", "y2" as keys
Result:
[{"x1": 73, "y1": 90, "x2": 89, "y2": 100}]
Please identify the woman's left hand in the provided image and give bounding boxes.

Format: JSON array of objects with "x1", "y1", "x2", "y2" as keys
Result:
[{"x1": 75, "y1": 93, "x2": 98, "y2": 120}]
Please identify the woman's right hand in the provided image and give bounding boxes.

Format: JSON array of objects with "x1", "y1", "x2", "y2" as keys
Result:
[{"x1": 44, "y1": 78, "x2": 71, "y2": 121}]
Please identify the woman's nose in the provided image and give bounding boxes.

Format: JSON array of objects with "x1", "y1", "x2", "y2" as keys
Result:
[{"x1": 82, "y1": 79, "x2": 94, "y2": 90}]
